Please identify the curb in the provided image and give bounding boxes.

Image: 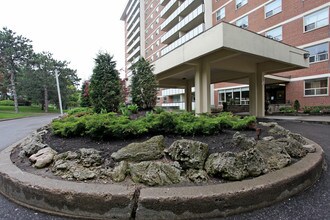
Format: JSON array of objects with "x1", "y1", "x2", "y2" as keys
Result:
[
  {"x1": 0, "y1": 138, "x2": 325, "y2": 219},
  {"x1": 260, "y1": 117, "x2": 330, "y2": 125}
]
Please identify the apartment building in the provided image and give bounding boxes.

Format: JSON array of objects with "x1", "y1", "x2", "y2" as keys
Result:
[{"x1": 121, "y1": 0, "x2": 327, "y2": 113}]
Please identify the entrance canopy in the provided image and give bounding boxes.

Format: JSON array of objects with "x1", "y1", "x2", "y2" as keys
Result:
[{"x1": 154, "y1": 22, "x2": 309, "y2": 117}]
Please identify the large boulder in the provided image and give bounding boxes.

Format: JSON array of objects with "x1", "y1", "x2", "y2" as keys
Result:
[
  {"x1": 233, "y1": 132, "x2": 256, "y2": 150},
  {"x1": 29, "y1": 147, "x2": 57, "y2": 168},
  {"x1": 287, "y1": 132, "x2": 308, "y2": 145},
  {"x1": 165, "y1": 139, "x2": 208, "y2": 169},
  {"x1": 129, "y1": 161, "x2": 182, "y2": 186},
  {"x1": 111, "y1": 135, "x2": 165, "y2": 162},
  {"x1": 275, "y1": 138, "x2": 307, "y2": 158},
  {"x1": 79, "y1": 148, "x2": 102, "y2": 167},
  {"x1": 204, "y1": 152, "x2": 245, "y2": 180},
  {"x1": 268, "y1": 124, "x2": 290, "y2": 136},
  {"x1": 52, "y1": 148, "x2": 103, "y2": 181},
  {"x1": 205, "y1": 149, "x2": 268, "y2": 181},
  {"x1": 255, "y1": 140, "x2": 291, "y2": 170},
  {"x1": 19, "y1": 129, "x2": 49, "y2": 158}
]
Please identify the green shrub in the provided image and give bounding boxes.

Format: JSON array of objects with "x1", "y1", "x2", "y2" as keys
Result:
[
  {"x1": 127, "y1": 104, "x2": 139, "y2": 114},
  {"x1": 0, "y1": 100, "x2": 14, "y2": 106},
  {"x1": 154, "y1": 107, "x2": 165, "y2": 114},
  {"x1": 67, "y1": 107, "x2": 93, "y2": 116},
  {"x1": 51, "y1": 111, "x2": 256, "y2": 140},
  {"x1": 279, "y1": 107, "x2": 295, "y2": 113}
]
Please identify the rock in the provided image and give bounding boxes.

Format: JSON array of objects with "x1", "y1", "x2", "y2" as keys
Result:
[
  {"x1": 237, "y1": 148, "x2": 268, "y2": 177},
  {"x1": 79, "y1": 148, "x2": 102, "y2": 167},
  {"x1": 54, "y1": 151, "x2": 79, "y2": 161},
  {"x1": 72, "y1": 167, "x2": 96, "y2": 181},
  {"x1": 111, "y1": 135, "x2": 165, "y2": 162},
  {"x1": 287, "y1": 132, "x2": 308, "y2": 145},
  {"x1": 276, "y1": 138, "x2": 307, "y2": 158},
  {"x1": 29, "y1": 147, "x2": 57, "y2": 168},
  {"x1": 129, "y1": 161, "x2": 182, "y2": 186},
  {"x1": 205, "y1": 149, "x2": 268, "y2": 181},
  {"x1": 256, "y1": 140, "x2": 291, "y2": 170},
  {"x1": 165, "y1": 139, "x2": 208, "y2": 169},
  {"x1": 233, "y1": 132, "x2": 256, "y2": 149},
  {"x1": 259, "y1": 122, "x2": 278, "y2": 127},
  {"x1": 268, "y1": 125, "x2": 290, "y2": 136},
  {"x1": 111, "y1": 161, "x2": 128, "y2": 182},
  {"x1": 262, "y1": 136, "x2": 274, "y2": 141},
  {"x1": 303, "y1": 144, "x2": 316, "y2": 153},
  {"x1": 19, "y1": 129, "x2": 49, "y2": 158},
  {"x1": 185, "y1": 169, "x2": 209, "y2": 183}
]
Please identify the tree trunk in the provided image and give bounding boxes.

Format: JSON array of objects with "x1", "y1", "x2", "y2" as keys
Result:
[
  {"x1": 10, "y1": 72, "x2": 19, "y2": 113},
  {"x1": 44, "y1": 86, "x2": 48, "y2": 113}
]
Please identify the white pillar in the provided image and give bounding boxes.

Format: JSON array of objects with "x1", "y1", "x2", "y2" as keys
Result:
[
  {"x1": 185, "y1": 80, "x2": 192, "y2": 112},
  {"x1": 249, "y1": 70, "x2": 265, "y2": 117},
  {"x1": 195, "y1": 62, "x2": 211, "y2": 114}
]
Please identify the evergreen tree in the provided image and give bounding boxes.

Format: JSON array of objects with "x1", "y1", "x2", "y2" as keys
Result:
[
  {"x1": 80, "y1": 80, "x2": 91, "y2": 107},
  {"x1": 90, "y1": 52, "x2": 122, "y2": 113},
  {"x1": 0, "y1": 27, "x2": 33, "y2": 113},
  {"x1": 130, "y1": 57, "x2": 157, "y2": 110}
]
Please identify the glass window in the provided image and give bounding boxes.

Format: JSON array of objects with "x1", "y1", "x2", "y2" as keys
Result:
[
  {"x1": 216, "y1": 7, "x2": 225, "y2": 21},
  {"x1": 305, "y1": 78, "x2": 328, "y2": 96},
  {"x1": 236, "y1": 16, "x2": 248, "y2": 29},
  {"x1": 236, "y1": 0, "x2": 248, "y2": 9},
  {"x1": 265, "y1": 0, "x2": 282, "y2": 18},
  {"x1": 265, "y1": 26, "x2": 283, "y2": 41},
  {"x1": 304, "y1": 7, "x2": 329, "y2": 32},
  {"x1": 305, "y1": 42, "x2": 329, "y2": 63}
]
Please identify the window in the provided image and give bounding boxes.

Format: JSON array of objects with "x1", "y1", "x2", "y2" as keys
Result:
[
  {"x1": 265, "y1": 0, "x2": 282, "y2": 18},
  {"x1": 304, "y1": 8, "x2": 329, "y2": 32},
  {"x1": 216, "y1": 7, "x2": 225, "y2": 21},
  {"x1": 236, "y1": 0, "x2": 247, "y2": 9},
  {"x1": 305, "y1": 78, "x2": 328, "y2": 96},
  {"x1": 265, "y1": 26, "x2": 282, "y2": 41},
  {"x1": 236, "y1": 16, "x2": 248, "y2": 29},
  {"x1": 305, "y1": 42, "x2": 329, "y2": 63}
]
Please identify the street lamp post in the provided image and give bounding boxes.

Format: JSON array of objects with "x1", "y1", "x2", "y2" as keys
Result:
[{"x1": 55, "y1": 70, "x2": 63, "y2": 116}]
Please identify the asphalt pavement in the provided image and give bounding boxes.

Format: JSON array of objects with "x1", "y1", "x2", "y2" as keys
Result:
[{"x1": 0, "y1": 115, "x2": 329, "y2": 220}]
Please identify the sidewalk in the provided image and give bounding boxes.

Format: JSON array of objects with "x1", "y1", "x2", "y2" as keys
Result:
[{"x1": 263, "y1": 115, "x2": 330, "y2": 124}]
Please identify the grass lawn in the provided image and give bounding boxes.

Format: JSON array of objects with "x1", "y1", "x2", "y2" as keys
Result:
[{"x1": 0, "y1": 105, "x2": 60, "y2": 120}]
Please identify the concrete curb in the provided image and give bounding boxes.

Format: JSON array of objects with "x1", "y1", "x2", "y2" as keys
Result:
[{"x1": 0, "y1": 138, "x2": 325, "y2": 220}]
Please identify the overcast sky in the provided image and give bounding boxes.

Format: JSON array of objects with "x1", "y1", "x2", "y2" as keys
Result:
[{"x1": 0, "y1": 0, "x2": 127, "y2": 83}]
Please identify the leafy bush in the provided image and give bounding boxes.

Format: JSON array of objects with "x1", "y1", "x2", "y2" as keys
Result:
[
  {"x1": 279, "y1": 107, "x2": 295, "y2": 113},
  {"x1": 51, "y1": 111, "x2": 257, "y2": 140},
  {"x1": 0, "y1": 100, "x2": 14, "y2": 106},
  {"x1": 303, "y1": 105, "x2": 330, "y2": 114},
  {"x1": 154, "y1": 107, "x2": 165, "y2": 114},
  {"x1": 67, "y1": 107, "x2": 93, "y2": 116},
  {"x1": 127, "y1": 104, "x2": 139, "y2": 114}
]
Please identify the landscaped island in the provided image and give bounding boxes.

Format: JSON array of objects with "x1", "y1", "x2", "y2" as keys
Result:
[{"x1": 12, "y1": 109, "x2": 316, "y2": 187}]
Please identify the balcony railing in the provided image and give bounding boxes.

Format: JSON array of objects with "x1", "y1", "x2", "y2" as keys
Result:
[
  {"x1": 127, "y1": 37, "x2": 140, "y2": 54},
  {"x1": 161, "y1": 0, "x2": 197, "y2": 31},
  {"x1": 161, "y1": 23, "x2": 205, "y2": 56},
  {"x1": 160, "y1": 0, "x2": 177, "y2": 18},
  {"x1": 127, "y1": 18, "x2": 140, "y2": 40},
  {"x1": 127, "y1": 28, "x2": 140, "y2": 47},
  {"x1": 127, "y1": 46, "x2": 140, "y2": 62}
]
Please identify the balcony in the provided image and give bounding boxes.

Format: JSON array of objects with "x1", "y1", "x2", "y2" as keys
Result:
[
  {"x1": 160, "y1": 0, "x2": 178, "y2": 19},
  {"x1": 127, "y1": 37, "x2": 140, "y2": 54},
  {"x1": 161, "y1": 0, "x2": 203, "y2": 31},
  {"x1": 160, "y1": 0, "x2": 170, "y2": 6},
  {"x1": 161, "y1": 4, "x2": 204, "y2": 45},
  {"x1": 161, "y1": 23, "x2": 204, "y2": 56},
  {"x1": 127, "y1": 28, "x2": 140, "y2": 47},
  {"x1": 127, "y1": 46, "x2": 140, "y2": 62},
  {"x1": 127, "y1": 18, "x2": 140, "y2": 39},
  {"x1": 127, "y1": 9, "x2": 140, "y2": 31}
]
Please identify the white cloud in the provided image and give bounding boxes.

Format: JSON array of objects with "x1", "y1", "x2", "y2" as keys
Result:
[{"x1": 0, "y1": 0, "x2": 127, "y2": 82}]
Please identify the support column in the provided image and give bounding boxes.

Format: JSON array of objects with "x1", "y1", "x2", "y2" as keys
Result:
[
  {"x1": 195, "y1": 62, "x2": 211, "y2": 114},
  {"x1": 185, "y1": 80, "x2": 192, "y2": 112},
  {"x1": 249, "y1": 69, "x2": 265, "y2": 117}
]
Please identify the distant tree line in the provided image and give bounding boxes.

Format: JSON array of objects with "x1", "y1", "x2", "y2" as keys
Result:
[{"x1": 0, "y1": 27, "x2": 80, "y2": 113}]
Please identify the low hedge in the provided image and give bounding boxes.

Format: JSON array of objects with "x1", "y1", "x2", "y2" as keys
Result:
[
  {"x1": 51, "y1": 111, "x2": 256, "y2": 140},
  {"x1": 0, "y1": 100, "x2": 14, "y2": 106}
]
